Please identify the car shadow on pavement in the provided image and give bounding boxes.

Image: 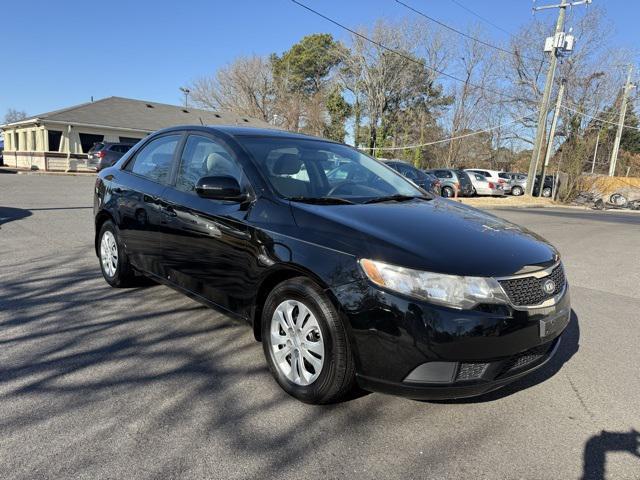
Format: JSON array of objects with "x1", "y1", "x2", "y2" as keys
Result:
[
  {"x1": 431, "y1": 310, "x2": 580, "y2": 404},
  {"x1": 0, "y1": 206, "x2": 32, "y2": 226},
  {"x1": 582, "y1": 429, "x2": 640, "y2": 480}
]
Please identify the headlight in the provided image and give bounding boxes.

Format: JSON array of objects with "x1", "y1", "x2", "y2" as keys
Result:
[{"x1": 359, "y1": 259, "x2": 509, "y2": 310}]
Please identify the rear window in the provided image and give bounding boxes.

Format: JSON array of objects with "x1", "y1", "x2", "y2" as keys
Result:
[
  {"x1": 434, "y1": 170, "x2": 453, "y2": 178},
  {"x1": 89, "y1": 143, "x2": 105, "y2": 153}
]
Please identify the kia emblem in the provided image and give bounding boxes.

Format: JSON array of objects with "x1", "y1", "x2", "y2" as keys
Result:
[{"x1": 543, "y1": 279, "x2": 556, "y2": 294}]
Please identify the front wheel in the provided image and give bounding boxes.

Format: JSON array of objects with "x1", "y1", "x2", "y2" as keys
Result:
[
  {"x1": 511, "y1": 186, "x2": 524, "y2": 196},
  {"x1": 542, "y1": 187, "x2": 552, "y2": 198},
  {"x1": 98, "y1": 220, "x2": 136, "y2": 287},
  {"x1": 262, "y1": 277, "x2": 355, "y2": 404}
]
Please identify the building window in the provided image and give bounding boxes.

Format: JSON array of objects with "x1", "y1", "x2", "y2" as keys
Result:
[
  {"x1": 78, "y1": 133, "x2": 104, "y2": 153},
  {"x1": 48, "y1": 130, "x2": 63, "y2": 152}
]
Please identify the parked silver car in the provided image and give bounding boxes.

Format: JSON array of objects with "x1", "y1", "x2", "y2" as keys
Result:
[
  {"x1": 498, "y1": 172, "x2": 527, "y2": 196},
  {"x1": 465, "y1": 169, "x2": 511, "y2": 193},
  {"x1": 468, "y1": 172, "x2": 505, "y2": 196}
]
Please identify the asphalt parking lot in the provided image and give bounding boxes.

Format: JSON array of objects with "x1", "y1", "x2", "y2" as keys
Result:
[{"x1": 1, "y1": 173, "x2": 639, "y2": 480}]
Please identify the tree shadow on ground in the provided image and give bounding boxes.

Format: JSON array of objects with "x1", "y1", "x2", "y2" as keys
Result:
[{"x1": 0, "y1": 250, "x2": 398, "y2": 479}]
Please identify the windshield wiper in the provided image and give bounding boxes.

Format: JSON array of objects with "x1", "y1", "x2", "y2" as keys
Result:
[
  {"x1": 363, "y1": 194, "x2": 431, "y2": 204},
  {"x1": 288, "y1": 196, "x2": 355, "y2": 205}
]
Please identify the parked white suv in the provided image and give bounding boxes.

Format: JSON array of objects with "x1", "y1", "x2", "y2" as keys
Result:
[{"x1": 465, "y1": 169, "x2": 511, "y2": 193}]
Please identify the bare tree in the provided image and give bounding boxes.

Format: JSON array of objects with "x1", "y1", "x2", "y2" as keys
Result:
[
  {"x1": 189, "y1": 55, "x2": 276, "y2": 123},
  {"x1": 4, "y1": 108, "x2": 28, "y2": 124},
  {"x1": 342, "y1": 20, "x2": 449, "y2": 154}
]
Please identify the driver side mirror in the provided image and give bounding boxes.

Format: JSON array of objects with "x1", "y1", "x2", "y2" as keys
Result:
[{"x1": 195, "y1": 176, "x2": 248, "y2": 202}]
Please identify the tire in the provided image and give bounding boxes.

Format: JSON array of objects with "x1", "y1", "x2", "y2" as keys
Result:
[
  {"x1": 542, "y1": 187, "x2": 552, "y2": 198},
  {"x1": 609, "y1": 193, "x2": 627, "y2": 207},
  {"x1": 511, "y1": 186, "x2": 523, "y2": 196},
  {"x1": 261, "y1": 277, "x2": 355, "y2": 404},
  {"x1": 441, "y1": 186, "x2": 454, "y2": 198},
  {"x1": 98, "y1": 220, "x2": 136, "y2": 287}
]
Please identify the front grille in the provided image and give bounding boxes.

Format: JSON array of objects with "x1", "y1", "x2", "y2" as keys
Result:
[
  {"x1": 498, "y1": 343, "x2": 552, "y2": 377},
  {"x1": 455, "y1": 362, "x2": 489, "y2": 381},
  {"x1": 498, "y1": 264, "x2": 565, "y2": 306}
]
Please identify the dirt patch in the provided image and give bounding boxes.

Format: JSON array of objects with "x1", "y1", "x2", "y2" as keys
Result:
[{"x1": 453, "y1": 196, "x2": 556, "y2": 208}]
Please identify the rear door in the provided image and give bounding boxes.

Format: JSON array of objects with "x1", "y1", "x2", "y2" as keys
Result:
[{"x1": 115, "y1": 133, "x2": 183, "y2": 276}]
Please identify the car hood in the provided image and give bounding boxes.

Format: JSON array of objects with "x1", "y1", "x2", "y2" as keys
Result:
[{"x1": 290, "y1": 198, "x2": 558, "y2": 277}]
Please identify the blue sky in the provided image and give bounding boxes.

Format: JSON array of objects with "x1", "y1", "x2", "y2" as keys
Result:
[{"x1": 1, "y1": 0, "x2": 637, "y2": 117}]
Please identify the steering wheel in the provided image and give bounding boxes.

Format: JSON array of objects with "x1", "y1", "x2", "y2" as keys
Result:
[{"x1": 327, "y1": 181, "x2": 359, "y2": 197}]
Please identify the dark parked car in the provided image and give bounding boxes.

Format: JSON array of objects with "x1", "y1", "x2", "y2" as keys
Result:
[
  {"x1": 94, "y1": 126, "x2": 570, "y2": 404},
  {"x1": 533, "y1": 175, "x2": 556, "y2": 198},
  {"x1": 382, "y1": 159, "x2": 441, "y2": 195},
  {"x1": 88, "y1": 142, "x2": 136, "y2": 171},
  {"x1": 425, "y1": 168, "x2": 474, "y2": 197}
]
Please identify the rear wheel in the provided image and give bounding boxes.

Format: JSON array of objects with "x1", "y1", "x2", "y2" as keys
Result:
[
  {"x1": 98, "y1": 221, "x2": 136, "y2": 287},
  {"x1": 511, "y1": 186, "x2": 524, "y2": 196},
  {"x1": 441, "y1": 186, "x2": 454, "y2": 198},
  {"x1": 261, "y1": 277, "x2": 355, "y2": 404},
  {"x1": 542, "y1": 187, "x2": 552, "y2": 198}
]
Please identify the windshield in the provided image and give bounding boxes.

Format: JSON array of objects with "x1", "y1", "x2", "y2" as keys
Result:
[{"x1": 240, "y1": 136, "x2": 425, "y2": 203}]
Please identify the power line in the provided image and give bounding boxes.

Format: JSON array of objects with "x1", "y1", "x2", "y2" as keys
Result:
[
  {"x1": 290, "y1": 0, "x2": 520, "y2": 102},
  {"x1": 561, "y1": 104, "x2": 640, "y2": 130},
  {"x1": 394, "y1": 0, "x2": 546, "y2": 64},
  {"x1": 449, "y1": 0, "x2": 514, "y2": 36},
  {"x1": 360, "y1": 116, "x2": 529, "y2": 151}
]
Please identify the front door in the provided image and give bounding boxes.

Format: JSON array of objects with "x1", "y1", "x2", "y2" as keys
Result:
[{"x1": 161, "y1": 133, "x2": 258, "y2": 313}]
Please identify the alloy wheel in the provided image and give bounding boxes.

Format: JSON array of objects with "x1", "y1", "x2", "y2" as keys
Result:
[
  {"x1": 100, "y1": 230, "x2": 118, "y2": 278},
  {"x1": 270, "y1": 299, "x2": 324, "y2": 386}
]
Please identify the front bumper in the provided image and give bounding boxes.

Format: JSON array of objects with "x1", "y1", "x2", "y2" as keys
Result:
[{"x1": 333, "y1": 280, "x2": 571, "y2": 400}]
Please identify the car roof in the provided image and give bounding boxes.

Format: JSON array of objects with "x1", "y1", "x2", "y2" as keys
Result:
[{"x1": 152, "y1": 125, "x2": 342, "y2": 144}]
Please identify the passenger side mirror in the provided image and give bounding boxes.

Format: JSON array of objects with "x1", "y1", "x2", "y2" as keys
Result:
[{"x1": 195, "y1": 176, "x2": 248, "y2": 202}]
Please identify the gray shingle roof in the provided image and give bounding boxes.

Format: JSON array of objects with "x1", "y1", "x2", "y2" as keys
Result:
[{"x1": 4, "y1": 96, "x2": 272, "y2": 131}]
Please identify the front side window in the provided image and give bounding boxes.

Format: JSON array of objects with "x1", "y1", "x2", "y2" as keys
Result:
[
  {"x1": 240, "y1": 136, "x2": 423, "y2": 202},
  {"x1": 127, "y1": 134, "x2": 180, "y2": 184},
  {"x1": 175, "y1": 135, "x2": 243, "y2": 193}
]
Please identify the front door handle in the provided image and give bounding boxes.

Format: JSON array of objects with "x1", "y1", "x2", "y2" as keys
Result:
[{"x1": 162, "y1": 206, "x2": 177, "y2": 217}]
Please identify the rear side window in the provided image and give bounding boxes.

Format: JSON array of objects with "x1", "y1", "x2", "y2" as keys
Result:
[
  {"x1": 498, "y1": 172, "x2": 510, "y2": 179},
  {"x1": 126, "y1": 135, "x2": 180, "y2": 184}
]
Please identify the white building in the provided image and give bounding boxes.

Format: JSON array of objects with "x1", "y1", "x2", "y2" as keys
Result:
[{"x1": 0, "y1": 96, "x2": 270, "y2": 171}]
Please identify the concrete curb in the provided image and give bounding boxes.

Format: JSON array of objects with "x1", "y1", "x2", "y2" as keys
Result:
[{"x1": 0, "y1": 168, "x2": 95, "y2": 176}]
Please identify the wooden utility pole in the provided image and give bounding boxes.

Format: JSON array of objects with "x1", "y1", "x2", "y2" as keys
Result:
[
  {"x1": 608, "y1": 65, "x2": 634, "y2": 177},
  {"x1": 590, "y1": 129, "x2": 600, "y2": 174},
  {"x1": 525, "y1": 0, "x2": 591, "y2": 195},
  {"x1": 538, "y1": 79, "x2": 566, "y2": 196}
]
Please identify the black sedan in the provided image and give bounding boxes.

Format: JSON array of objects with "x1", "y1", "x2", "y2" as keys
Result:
[{"x1": 94, "y1": 126, "x2": 570, "y2": 404}]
